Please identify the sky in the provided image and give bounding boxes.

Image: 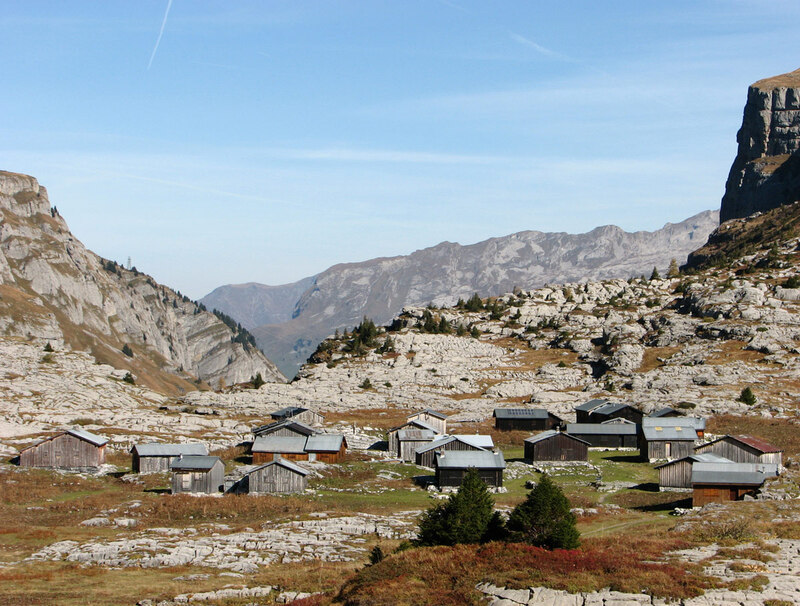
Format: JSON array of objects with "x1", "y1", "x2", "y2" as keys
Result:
[{"x1": 2, "y1": 1, "x2": 800, "y2": 300}]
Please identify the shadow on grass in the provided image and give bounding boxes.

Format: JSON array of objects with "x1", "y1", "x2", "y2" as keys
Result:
[
  {"x1": 632, "y1": 482, "x2": 660, "y2": 492},
  {"x1": 413, "y1": 474, "x2": 436, "y2": 488},
  {"x1": 108, "y1": 470, "x2": 128, "y2": 479},
  {"x1": 144, "y1": 488, "x2": 170, "y2": 494},
  {"x1": 602, "y1": 454, "x2": 643, "y2": 464},
  {"x1": 368, "y1": 440, "x2": 389, "y2": 451},
  {"x1": 633, "y1": 496, "x2": 693, "y2": 512}
]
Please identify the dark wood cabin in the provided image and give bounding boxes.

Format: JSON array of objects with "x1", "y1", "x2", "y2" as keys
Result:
[
  {"x1": 396, "y1": 428, "x2": 436, "y2": 461},
  {"x1": 649, "y1": 407, "x2": 682, "y2": 418},
  {"x1": 387, "y1": 419, "x2": 439, "y2": 456},
  {"x1": 131, "y1": 443, "x2": 207, "y2": 473},
  {"x1": 415, "y1": 435, "x2": 494, "y2": 468},
  {"x1": 493, "y1": 408, "x2": 563, "y2": 431},
  {"x1": 269, "y1": 406, "x2": 324, "y2": 426},
  {"x1": 252, "y1": 419, "x2": 317, "y2": 439},
  {"x1": 524, "y1": 430, "x2": 589, "y2": 462},
  {"x1": 691, "y1": 461, "x2": 778, "y2": 507},
  {"x1": 694, "y1": 435, "x2": 782, "y2": 467},
  {"x1": 406, "y1": 409, "x2": 448, "y2": 434},
  {"x1": 170, "y1": 456, "x2": 224, "y2": 494},
  {"x1": 304, "y1": 434, "x2": 348, "y2": 463},
  {"x1": 586, "y1": 402, "x2": 643, "y2": 425},
  {"x1": 247, "y1": 459, "x2": 308, "y2": 494},
  {"x1": 655, "y1": 453, "x2": 731, "y2": 490},
  {"x1": 574, "y1": 399, "x2": 610, "y2": 424},
  {"x1": 565, "y1": 423, "x2": 638, "y2": 448},
  {"x1": 434, "y1": 450, "x2": 505, "y2": 488},
  {"x1": 639, "y1": 418, "x2": 705, "y2": 462},
  {"x1": 252, "y1": 435, "x2": 308, "y2": 464},
  {"x1": 19, "y1": 428, "x2": 107, "y2": 470}
]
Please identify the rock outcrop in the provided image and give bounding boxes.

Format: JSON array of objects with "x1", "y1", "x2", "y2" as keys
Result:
[
  {"x1": 207, "y1": 211, "x2": 719, "y2": 377},
  {"x1": 720, "y1": 68, "x2": 800, "y2": 222},
  {"x1": 0, "y1": 171, "x2": 284, "y2": 390}
]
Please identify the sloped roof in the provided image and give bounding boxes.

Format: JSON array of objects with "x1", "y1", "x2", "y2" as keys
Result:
[
  {"x1": 132, "y1": 443, "x2": 207, "y2": 457},
  {"x1": 655, "y1": 453, "x2": 731, "y2": 470},
  {"x1": 170, "y1": 456, "x2": 221, "y2": 471},
  {"x1": 732, "y1": 435, "x2": 782, "y2": 454},
  {"x1": 692, "y1": 461, "x2": 779, "y2": 486},
  {"x1": 566, "y1": 423, "x2": 637, "y2": 436},
  {"x1": 397, "y1": 429, "x2": 436, "y2": 441},
  {"x1": 643, "y1": 417, "x2": 705, "y2": 430},
  {"x1": 252, "y1": 435, "x2": 307, "y2": 454},
  {"x1": 649, "y1": 407, "x2": 681, "y2": 417},
  {"x1": 252, "y1": 419, "x2": 316, "y2": 437},
  {"x1": 642, "y1": 424, "x2": 700, "y2": 441},
  {"x1": 415, "y1": 434, "x2": 494, "y2": 454},
  {"x1": 388, "y1": 419, "x2": 439, "y2": 434},
  {"x1": 305, "y1": 434, "x2": 346, "y2": 453},
  {"x1": 493, "y1": 408, "x2": 555, "y2": 419},
  {"x1": 574, "y1": 399, "x2": 609, "y2": 412},
  {"x1": 524, "y1": 430, "x2": 590, "y2": 446},
  {"x1": 66, "y1": 428, "x2": 109, "y2": 447},
  {"x1": 593, "y1": 402, "x2": 637, "y2": 416},
  {"x1": 249, "y1": 459, "x2": 309, "y2": 476},
  {"x1": 408, "y1": 409, "x2": 448, "y2": 420},
  {"x1": 434, "y1": 450, "x2": 506, "y2": 470}
]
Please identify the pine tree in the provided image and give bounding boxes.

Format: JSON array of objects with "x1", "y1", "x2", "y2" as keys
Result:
[
  {"x1": 738, "y1": 386, "x2": 757, "y2": 406},
  {"x1": 506, "y1": 474, "x2": 580, "y2": 549},
  {"x1": 465, "y1": 293, "x2": 483, "y2": 312},
  {"x1": 667, "y1": 258, "x2": 680, "y2": 278},
  {"x1": 250, "y1": 372, "x2": 265, "y2": 389},
  {"x1": 121, "y1": 343, "x2": 133, "y2": 357},
  {"x1": 650, "y1": 266, "x2": 661, "y2": 281},
  {"x1": 415, "y1": 468, "x2": 500, "y2": 546}
]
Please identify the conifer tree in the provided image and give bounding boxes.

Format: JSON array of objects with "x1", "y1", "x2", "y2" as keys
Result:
[
  {"x1": 506, "y1": 474, "x2": 580, "y2": 549},
  {"x1": 650, "y1": 266, "x2": 661, "y2": 281},
  {"x1": 667, "y1": 258, "x2": 680, "y2": 278}
]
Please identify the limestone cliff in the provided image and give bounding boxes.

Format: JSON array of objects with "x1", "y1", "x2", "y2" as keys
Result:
[
  {"x1": 719, "y1": 68, "x2": 800, "y2": 222},
  {"x1": 0, "y1": 171, "x2": 285, "y2": 392}
]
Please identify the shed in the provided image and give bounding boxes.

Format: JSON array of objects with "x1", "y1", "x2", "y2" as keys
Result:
[
  {"x1": 131, "y1": 443, "x2": 208, "y2": 473},
  {"x1": 305, "y1": 434, "x2": 348, "y2": 463},
  {"x1": 640, "y1": 417, "x2": 705, "y2": 461},
  {"x1": 387, "y1": 419, "x2": 439, "y2": 455},
  {"x1": 252, "y1": 419, "x2": 316, "y2": 438},
  {"x1": 407, "y1": 409, "x2": 448, "y2": 434},
  {"x1": 649, "y1": 407, "x2": 682, "y2": 418},
  {"x1": 252, "y1": 435, "x2": 308, "y2": 464},
  {"x1": 434, "y1": 450, "x2": 506, "y2": 488},
  {"x1": 247, "y1": 459, "x2": 308, "y2": 494},
  {"x1": 565, "y1": 423, "x2": 638, "y2": 448},
  {"x1": 655, "y1": 453, "x2": 731, "y2": 490},
  {"x1": 574, "y1": 399, "x2": 610, "y2": 423},
  {"x1": 524, "y1": 430, "x2": 589, "y2": 462},
  {"x1": 694, "y1": 435, "x2": 782, "y2": 467},
  {"x1": 586, "y1": 402, "x2": 643, "y2": 425},
  {"x1": 170, "y1": 456, "x2": 224, "y2": 494},
  {"x1": 269, "y1": 406, "x2": 325, "y2": 426},
  {"x1": 493, "y1": 408, "x2": 563, "y2": 431},
  {"x1": 691, "y1": 461, "x2": 779, "y2": 506},
  {"x1": 19, "y1": 428, "x2": 108, "y2": 470},
  {"x1": 414, "y1": 435, "x2": 494, "y2": 468},
  {"x1": 396, "y1": 429, "x2": 436, "y2": 461}
]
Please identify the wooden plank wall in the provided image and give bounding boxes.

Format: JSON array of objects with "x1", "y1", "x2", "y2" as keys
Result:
[
  {"x1": 658, "y1": 460, "x2": 693, "y2": 489},
  {"x1": 525, "y1": 434, "x2": 588, "y2": 462},
  {"x1": 250, "y1": 465, "x2": 307, "y2": 494},
  {"x1": 20, "y1": 434, "x2": 104, "y2": 469}
]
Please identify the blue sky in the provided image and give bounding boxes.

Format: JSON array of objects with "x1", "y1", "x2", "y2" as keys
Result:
[{"x1": 2, "y1": 1, "x2": 800, "y2": 299}]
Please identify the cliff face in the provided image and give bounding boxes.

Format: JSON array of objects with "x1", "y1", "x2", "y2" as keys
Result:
[
  {"x1": 0, "y1": 171, "x2": 285, "y2": 391},
  {"x1": 719, "y1": 68, "x2": 800, "y2": 222},
  {"x1": 242, "y1": 211, "x2": 719, "y2": 377}
]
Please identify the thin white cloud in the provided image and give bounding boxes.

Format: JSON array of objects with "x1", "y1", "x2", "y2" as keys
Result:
[
  {"x1": 266, "y1": 147, "x2": 508, "y2": 165},
  {"x1": 147, "y1": 0, "x2": 173, "y2": 70},
  {"x1": 509, "y1": 32, "x2": 572, "y2": 61}
]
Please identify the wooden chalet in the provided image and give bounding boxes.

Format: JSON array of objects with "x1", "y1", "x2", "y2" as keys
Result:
[
  {"x1": 19, "y1": 428, "x2": 108, "y2": 470},
  {"x1": 694, "y1": 435, "x2": 783, "y2": 467},
  {"x1": 269, "y1": 406, "x2": 325, "y2": 426},
  {"x1": 406, "y1": 409, "x2": 448, "y2": 434},
  {"x1": 493, "y1": 408, "x2": 563, "y2": 431},
  {"x1": 170, "y1": 455, "x2": 224, "y2": 495},
  {"x1": 396, "y1": 428, "x2": 436, "y2": 461},
  {"x1": 252, "y1": 419, "x2": 317, "y2": 439},
  {"x1": 434, "y1": 450, "x2": 506, "y2": 488},
  {"x1": 246, "y1": 459, "x2": 308, "y2": 494},
  {"x1": 131, "y1": 443, "x2": 208, "y2": 473},
  {"x1": 251, "y1": 434, "x2": 348, "y2": 464},
  {"x1": 655, "y1": 453, "x2": 731, "y2": 490},
  {"x1": 691, "y1": 461, "x2": 779, "y2": 506},
  {"x1": 565, "y1": 422, "x2": 638, "y2": 448},
  {"x1": 415, "y1": 435, "x2": 494, "y2": 468},
  {"x1": 387, "y1": 419, "x2": 439, "y2": 456},
  {"x1": 524, "y1": 430, "x2": 589, "y2": 462},
  {"x1": 587, "y1": 402, "x2": 643, "y2": 425},
  {"x1": 639, "y1": 417, "x2": 705, "y2": 462},
  {"x1": 574, "y1": 399, "x2": 610, "y2": 423}
]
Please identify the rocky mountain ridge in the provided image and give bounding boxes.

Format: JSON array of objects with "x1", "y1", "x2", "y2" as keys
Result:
[
  {"x1": 205, "y1": 210, "x2": 719, "y2": 377},
  {"x1": 0, "y1": 171, "x2": 285, "y2": 392},
  {"x1": 720, "y1": 67, "x2": 800, "y2": 221}
]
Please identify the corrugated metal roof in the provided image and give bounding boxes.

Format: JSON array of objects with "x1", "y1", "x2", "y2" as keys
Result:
[
  {"x1": 415, "y1": 435, "x2": 493, "y2": 454},
  {"x1": 170, "y1": 456, "x2": 221, "y2": 471},
  {"x1": 132, "y1": 443, "x2": 207, "y2": 457},
  {"x1": 249, "y1": 459, "x2": 309, "y2": 476},
  {"x1": 600, "y1": 417, "x2": 635, "y2": 425},
  {"x1": 649, "y1": 407, "x2": 680, "y2": 417},
  {"x1": 397, "y1": 429, "x2": 436, "y2": 441},
  {"x1": 252, "y1": 435, "x2": 307, "y2": 454},
  {"x1": 643, "y1": 417, "x2": 705, "y2": 430},
  {"x1": 733, "y1": 435, "x2": 782, "y2": 454},
  {"x1": 655, "y1": 453, "x2": 731, "y2": 470},
  {"x1": 524, "y1": 430, "x2": 591, "y2": 446},
  {"x1": 252, "y1": 419, "x2": 316, "y2": 437},
  {"x1": 270, "y1": 406, "x2": 321, "y2": 420},
  {"x1": 593, "y1": 402, "x2": 633, "y2": 416},
  {"x1": 692, "y1": 461, "x2": 778, "y2": 486},
  {"x1": 574, "y1": 399, "x2": 609, "y2": 412},
  {"x1": 493, "y1": 408, "x2": 552, "y2": 419},
  {"x1": 566, "y1": 423, "x2": 637, "y2": 436},
  {"x1": 642, "y1": 425, "x2": 699, "y2": 441},
  {"x1": 409, "y1": 409, "x2": 448, "y2": 420},
  {"x1": 434, "y1": 450, "x2": 506, "y2": 470},
  {"x1": 305, "y1": 434, "x2": 346, "y2": 452},
  {"x1": 389, "y1": 419, "x2": 439, "y2": 433},
  {"x1": 66, "y1": 428, "x2": 109, "y2": 447}
]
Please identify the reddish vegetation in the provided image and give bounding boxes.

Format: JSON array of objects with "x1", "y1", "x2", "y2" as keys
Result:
[{"x1": 706, "y1": 415, "x2": 800, "y2": 456}]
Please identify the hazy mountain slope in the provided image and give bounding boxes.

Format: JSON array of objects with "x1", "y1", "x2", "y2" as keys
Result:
[
  {"x1": 240, "y1": 210, "x2": 718, "y2": 377},
  {"x1": 201, "y1": 277, "x2": 316, "y2": 329},
  {"x1": 0, "y1": 171, "x2": 285, "y2": 392}
]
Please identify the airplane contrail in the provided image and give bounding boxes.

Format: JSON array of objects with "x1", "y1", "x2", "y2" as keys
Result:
[{"x1": 147, "y1": 0, "x2": 173, "y2": 70}]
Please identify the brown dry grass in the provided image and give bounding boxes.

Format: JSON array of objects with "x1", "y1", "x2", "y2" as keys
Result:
[
  {"x1": 704, "y1": 341, "x2": 766, "y2": 365},
  {"x1": 706, "y1": 415, "x2": 800, "y2": 456},
  {"x1": 638, "y1": 346, "x2": 682, "y2": 373}
]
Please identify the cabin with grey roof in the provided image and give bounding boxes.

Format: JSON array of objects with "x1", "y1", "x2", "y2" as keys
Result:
[
  {"x1": 131, "y1": 443, "x2": 208, "y2": 473},
  {"x1": 19, "y1": 428, "x2": 108, "y2": 470}
]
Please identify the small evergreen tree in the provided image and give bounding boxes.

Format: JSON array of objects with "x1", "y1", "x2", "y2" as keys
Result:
[
  {"x1": 437, "y1": 316, "x2": 451, "y2": 334},
  {"x1": 464, "y1": 293, "x2": 483, "y2": 312},
  {"x1": 506, "y1": 474, "x2": 580, "y2": 550},
  {"x1": 43, "y1": 342, "x2": 54, "y2": 353},
  {"x1": 121, "y1": 343, "x2": 133, "y2": 357},
  {"x1": 359, "y1": 377, "x2": 373, "y2": 390},
  {"x1": 650, "y1": 266, "x2": 661, "y2": 281},
  {"x1": 368, "y1": 545, "x2": 385, "y2": 565},
  {"x1": 667, "y1": 258, "x2": 680, "y2": 278},
  {"x1": 415, "y1": 468, "x2": 500, "y2": 546},
  {"x1": 470, "y1": 325, "x2": 481, "y2": 339},
  {"x1": 250, "y1": 372, "x2": 265, "y2": 389},
  {"x1": 122, "y1": 372, "x2": 135, "y2": 385},
  {"x1": 738, "y1": 386, "x2": 757, "y2": 406}
]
